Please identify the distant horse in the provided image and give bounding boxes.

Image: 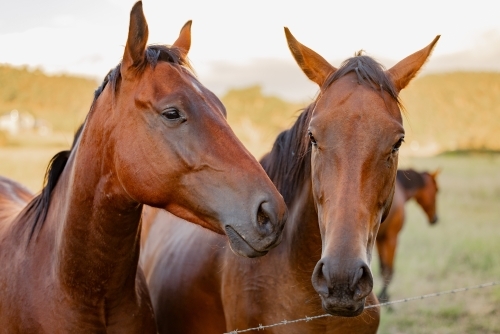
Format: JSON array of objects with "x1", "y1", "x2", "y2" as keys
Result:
[
  {"x1": 141, "y1": 28, "x2": 440, "y2": 333},
  {"x1": 0, "y1": 2, "x2": 286, "y2": 333},
  {"x1": 376, "y1": 168, "x2": 440, "y2": 303}
]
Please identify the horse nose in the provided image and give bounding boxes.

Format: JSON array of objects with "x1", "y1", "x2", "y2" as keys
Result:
[
  {"x1": 349, "y1": 262, "x2": 373, "y2": 301},
  {"x1": 431, "y1": 215, "x2": 438, "y2": 225},
  {"x1": 255, "y1": 200, "x2": 286, "y2": 239},
  {"x1": 312, "y1": 258, "x2": 373, "y2": 301},
  {"x1": 311, "y1": 259, "x2": 330, "y2": 297}
]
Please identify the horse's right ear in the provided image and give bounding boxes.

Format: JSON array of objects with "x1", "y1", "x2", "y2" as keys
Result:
[
  {"x1": 284, "y1": 27, "x2": 336, "y2": 87},
  {"x1": 122, "y1": 1, "x2": 149, "y2": 79}
]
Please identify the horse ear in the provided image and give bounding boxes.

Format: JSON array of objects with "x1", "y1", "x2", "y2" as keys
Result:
[
  {"x1": 284, "y1": 27, "x2": 336, "y2": 87},
  {"x1": 122, "y1": 1, "x2": 149, "y2": 78},
  {"x1": 387, "y1": 35, "x2": 440, "y2": 92},
  {"x1": 431, "y1": 168, "x2": 441, "y2": 178},
  {"x1": 173, "y1": 20, "x2": 192, "y2": 57}
]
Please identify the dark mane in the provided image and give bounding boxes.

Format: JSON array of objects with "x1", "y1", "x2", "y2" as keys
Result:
[
  {"x1": 397, "y1": 169, "x2": 425, "y2": 191},
  {"x1": 323, "y1": 52, "x2": 401, "y2": 107},
  {"x1": 23, "y1": 44, "x2": 189, "y2": 242},
  {"x1": 260, "y1": 105, "x2": 313, "y2": 205}
]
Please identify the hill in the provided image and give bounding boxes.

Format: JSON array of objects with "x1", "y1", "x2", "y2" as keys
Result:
[
  {"x1": 400, "y1": 72, "x2": 500, "y2": 155},
  {"x1": 1, "y1": 65, "x2": 499, "y2": 156},
  {"x1": 224, "y1": 73, "x2": 500, "y2": 157},
  {"x1": 221, "y1": 85, "x2": 306, "y2": 158},
  {"x1": 0, "y1": 65, "x2": 98, "y2": 132}
]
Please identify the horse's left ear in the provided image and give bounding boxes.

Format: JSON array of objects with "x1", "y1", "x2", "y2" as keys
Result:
[
  {"x1": 387, "y1": 35, "x2": 440, "y2": 92},
  {"x1": 122, "y1": 1, "x2": 149, "y2": 78},
  {"x1": 173, "y1": 20, "x2": 192, "y2": 57}
]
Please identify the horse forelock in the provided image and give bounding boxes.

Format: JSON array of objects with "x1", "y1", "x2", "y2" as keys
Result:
[
  {"x1": 323, "y1": 53, "x2": 402, "y2": 108},
  {"x1": 93, "y1": 44, "x2": 191, "y2": 103}
]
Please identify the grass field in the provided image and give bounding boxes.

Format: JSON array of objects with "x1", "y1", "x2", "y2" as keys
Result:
[
  {"x1": 0, "y1": 135, "x2": 499, "y2": 333},
  {"x1": 0, "y1": 132, "x2": 74, "y2": 192},
  {"x1": 375, "y1": 153, "x2": 500, "y2": 334}
]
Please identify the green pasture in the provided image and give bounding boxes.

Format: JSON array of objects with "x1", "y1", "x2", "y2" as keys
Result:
[
  {"x1": 0, "y1": 132, "x2": 74, "y2": 192},
  {"x1": 375, "y1": 154, "x2": 500, "y2": 334}
]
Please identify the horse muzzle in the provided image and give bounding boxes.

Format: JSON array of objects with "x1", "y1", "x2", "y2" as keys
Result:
[{"x1": 312, "y1": 258, "x2": 373, "y2": 316}]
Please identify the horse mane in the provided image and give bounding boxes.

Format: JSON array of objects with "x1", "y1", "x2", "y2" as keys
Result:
[
  {"x1": 261, "y1": 52, "x2": 401, "y2": 205},
  {"x1": 22, "y1": 44, "x2": 189, "y2": 242},
  {"x1": 397, "y1": 169, "x2": 425, "y2": 191},
  {"x1": 260, "y1": 105, "x2": 313, "y2": 205}
]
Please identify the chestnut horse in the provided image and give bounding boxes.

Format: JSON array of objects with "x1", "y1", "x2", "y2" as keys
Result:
[
  {"x1": 0, "y1": 2, "x2": 287, "y2": 333},
  {"x1": 141, "y1": 29, "x2": 439, "y2": 333},
  {"x1": 376, "y1": 168, "x2": 440, "y2": 303}
]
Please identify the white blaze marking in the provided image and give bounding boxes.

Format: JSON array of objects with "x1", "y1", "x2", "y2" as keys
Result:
[{"x1": 190, "y1": 77, "x2": 203, "y2": 94}]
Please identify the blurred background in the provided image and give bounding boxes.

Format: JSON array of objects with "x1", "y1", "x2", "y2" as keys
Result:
[{"x1": 0, "y1": 0, "x2": 499, "y2": 333}]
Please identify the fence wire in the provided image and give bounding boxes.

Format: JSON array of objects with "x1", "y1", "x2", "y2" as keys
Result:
[{"x1": 225, "y1": 281, "x2": 500, "y2": 334}]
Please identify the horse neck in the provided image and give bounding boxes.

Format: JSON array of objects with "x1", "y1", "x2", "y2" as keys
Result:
[
  {"x1": 398, "y1": 179, "x2": 422, "y2": 201},
  {"x1": 45, "y1": 126, "x2": 143, "y2": 303},
  {"x1": 261, "y1": 108, "x2": 322, "y2": 274},
  {"x1": 283, "y1": 178, "x2": 322, "y2": 273}
]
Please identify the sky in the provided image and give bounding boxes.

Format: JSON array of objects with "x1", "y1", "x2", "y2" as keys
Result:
[{"x1": 1, "y1": 0, "x2": 500, "y2": 101}]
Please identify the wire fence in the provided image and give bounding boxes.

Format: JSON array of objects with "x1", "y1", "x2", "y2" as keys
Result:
[{"x1": 225, "y1": 281, "x2": 500, "y2": 334}]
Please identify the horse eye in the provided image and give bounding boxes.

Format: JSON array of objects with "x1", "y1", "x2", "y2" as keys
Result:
[
  {"x1": 308, "y1": 131, "x2": 317, "y2": 145},
  {"x1": 162, "y1": 108, "x2": 182, "y2": 120},
  {"x1": 392, "y1": 138, "x2": 404, "y2": 153}
]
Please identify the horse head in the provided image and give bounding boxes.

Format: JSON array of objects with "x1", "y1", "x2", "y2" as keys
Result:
[
  {"x1": 415, "y1": 169, "x2": 440, "y2": 225},
  {"x1": 77, "y1": 2, "x2": 287, "y2": 258},
  {"x1": 285, "y1": 28, "x2": 439, "y2": 316}
]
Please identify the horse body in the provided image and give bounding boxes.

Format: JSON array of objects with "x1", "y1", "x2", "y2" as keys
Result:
[
  {"x1": 376, "y1": 169, "x2": 439, "y2": 302},
  {"x1": 0, "y1": 2, "x2": 286, "y2": 332},
  {"x1": 142, "y1": 29, "x2": 439, "y2": 333}
]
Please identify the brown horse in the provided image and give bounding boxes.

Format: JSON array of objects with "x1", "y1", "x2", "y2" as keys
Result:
[
  {"x1": 376, "y1": 168, "x2": 440, "y2": 303},
  {"x1": 0, "y1": 2, "x2": 287, "y2": 333},
  {"x1": 141, "y1": 28, "x2": 439, "y2": 333}
]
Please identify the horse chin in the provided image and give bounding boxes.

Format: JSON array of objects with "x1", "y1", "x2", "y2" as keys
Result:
[
  {"x1": 320, "y1": 297, "x2": 366, "y2": 317},
  {"x1": 224, "y1": 226, "x2": 269, "y2": 258}
]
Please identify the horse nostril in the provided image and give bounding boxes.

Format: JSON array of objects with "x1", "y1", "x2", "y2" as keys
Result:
[
  {"x1": 257, "y1": 206, "x2": 270, "y2": 226},
  {"x1": 312, "y1": 260, "x2": 329, "y2": 297},
  {"x1": 350, "y1": 267, "x2": 364, "y2": 292},
  {"x1": 255, "y1": 202, "x2": 275, "y2": 236},
  {"x1": 351, "y1": 262, "x2": 373, "y2": 301}
]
